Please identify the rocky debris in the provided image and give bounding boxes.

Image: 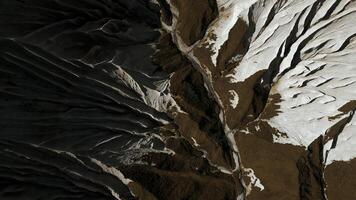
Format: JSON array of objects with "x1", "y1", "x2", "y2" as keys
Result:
[{"x1": 1, "y1": 0, "x2": 356, "y2": 199}]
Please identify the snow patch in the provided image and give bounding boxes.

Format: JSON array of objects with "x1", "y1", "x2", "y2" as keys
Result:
[
  {"x1": 229, "y1": 90, "x2": 239, "y2": 108},
  {"x1": 244, "y1": 168, "x2": 265, "y2": 195}
]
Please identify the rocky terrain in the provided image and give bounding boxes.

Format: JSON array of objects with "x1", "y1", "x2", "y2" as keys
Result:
[{"x1": 0, "y1": 0, "x2": 355, "y2": 199}]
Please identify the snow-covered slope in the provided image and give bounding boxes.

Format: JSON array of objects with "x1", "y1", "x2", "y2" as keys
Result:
[{"x1": 164, "y1": 0, "x2": 356, "y2": 199}]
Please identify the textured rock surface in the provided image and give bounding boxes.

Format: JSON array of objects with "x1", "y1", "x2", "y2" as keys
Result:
[{"x1": 0, "y1": 0, "x2": 356, "y2": 199}]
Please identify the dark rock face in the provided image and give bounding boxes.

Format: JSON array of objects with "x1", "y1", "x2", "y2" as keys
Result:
[{"x1": 1, "y1": 0, "x2": 356, "y2": 199}]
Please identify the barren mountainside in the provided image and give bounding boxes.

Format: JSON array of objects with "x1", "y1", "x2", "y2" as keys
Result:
[{"x1": 0, "y1": 0, "x2": 355, "y2": 199}]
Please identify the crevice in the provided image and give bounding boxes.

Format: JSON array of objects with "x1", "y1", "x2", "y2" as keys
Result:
[
  {"x1": 245, "y1": 6, "x2": 308, "y2": 123},
  {"x1": 301, "y1": 0, "x2": 324, "y2": 36},
  {"x1": 157, "y1": 0, "x2": 173, "y2": 26},
  {"x1": 277, "y1": 1, "x2": 327, "y2": 79},
  {"x1": 320, "y1": 0, "x2": 342, "y2": 21},
  {"x1": 336, "y1": 33, "x2": 356, "y2": 53},
  {"x1": 252, "y1": 0, "x2": 288, "y2": 42},
  {"x1": 297, "y1": 136, "x2": 327, "y2": 200},
  {"x1": 152, "y1": 32, "x2": 235, "y2": 168},
  {"x1": 324, "y1": 110, "x2": 355, "y2": 162}
]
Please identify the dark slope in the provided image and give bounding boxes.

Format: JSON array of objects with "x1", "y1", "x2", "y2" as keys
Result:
[{"x1": 0, "y1": 0, "x2": 239, "y2": 199}]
